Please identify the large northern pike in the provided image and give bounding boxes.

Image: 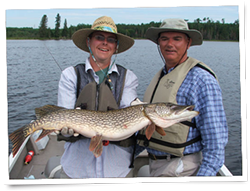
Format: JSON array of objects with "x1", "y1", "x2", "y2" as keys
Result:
[{"x1": 9, "y1": 103, "x2": 199, "y2": 157}]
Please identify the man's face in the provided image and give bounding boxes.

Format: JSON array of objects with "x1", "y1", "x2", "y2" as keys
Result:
[{"x1": 158, "y1": 32, "x2": 191, "y2": 67}]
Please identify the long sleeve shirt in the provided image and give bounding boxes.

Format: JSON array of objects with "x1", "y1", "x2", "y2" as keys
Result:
[
  {"x1": 57, "y1": 58, "x2": 138, "y2": 178},
  {"x1": 137, "y1": 64, "x2": 228, "y2": 176}
]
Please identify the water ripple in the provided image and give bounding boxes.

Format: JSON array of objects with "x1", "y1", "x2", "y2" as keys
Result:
[{"x1": 7, "y1": 40, "x2": 242, "y2": 175}]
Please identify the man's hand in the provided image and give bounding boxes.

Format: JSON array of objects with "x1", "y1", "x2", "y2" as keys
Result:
[
  {"x1": 55, "y1": 107, "x2": 81, "y2": 137},
  {"x1": 55, "y1": 127, "x2": 79, "y2": 137}
]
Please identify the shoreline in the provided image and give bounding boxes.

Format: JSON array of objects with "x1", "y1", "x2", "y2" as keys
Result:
[{"x1": 6, "y1": 38, "x2": 239, "y2": 42}]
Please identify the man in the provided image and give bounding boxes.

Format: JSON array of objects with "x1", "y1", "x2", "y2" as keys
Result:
[
  {"x1": 137, "y1": 18, "x2": 228, "y2": 176},
  {"x1": 57, "y1": 16, "x2": 138, "y2": 178}
]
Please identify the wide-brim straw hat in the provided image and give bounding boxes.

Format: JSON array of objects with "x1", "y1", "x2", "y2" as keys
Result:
[
  {"x1": 146, "y1": 18, "x2": 203, "y2": 46},
  {"x1": 72, "y1": 16, "x2": 134, "y2": 54}
]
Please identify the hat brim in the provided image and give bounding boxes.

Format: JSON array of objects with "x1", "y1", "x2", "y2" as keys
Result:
[
  {"x1": 146, "y1": 27, "x2": 203, "y2": 46},
  {"x1": 72, "y1": 29, "x2": 134, "y2": 54}
]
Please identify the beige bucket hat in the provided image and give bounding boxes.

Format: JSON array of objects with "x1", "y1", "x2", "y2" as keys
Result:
[
  {"x1": 146, "y1": 18, "x2": 203, "y2": 46},
  {"x1": 72, "y1": 16, "x2": 134, "y2": 54}
]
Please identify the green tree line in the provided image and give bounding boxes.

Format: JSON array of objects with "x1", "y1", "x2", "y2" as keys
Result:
[{"x1": 6, "y1": 14, "x2": 239, "y2": 41}]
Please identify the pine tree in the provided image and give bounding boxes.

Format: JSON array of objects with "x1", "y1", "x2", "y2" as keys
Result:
[
  {"x1": 39, "y1": 15, "x2": 48, "y2": 38},
  {"x1": 61, "y1": 19, "x2": 68, "y2": 38},
  {"x1": 55, "y1": 13, "x2": 61, "y2": 39}
]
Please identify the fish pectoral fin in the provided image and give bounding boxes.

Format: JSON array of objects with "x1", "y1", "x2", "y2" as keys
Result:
[
  {"x1": 89, "y1": 134, "x2": 103, "y2": 152},
  {"x1": 35, "y1": 129, "x2": 54, "y2": 142},
  {"x1": 155, "y1": 126, "x2": 166, "y2": 136},
  {"x1": 145, "y1": 123, "x2": 166, "y2": 140},
  {"x1": 145, "y1": 123, "x2": 155, "y2": 140},
  {"x1": 35, "y1": 105, "x2": 66, "y2": 119}
]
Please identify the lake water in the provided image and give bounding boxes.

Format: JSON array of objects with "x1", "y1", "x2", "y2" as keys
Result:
[{"x1": 6, "y1": 39, "x2": 242, "y2": 176}]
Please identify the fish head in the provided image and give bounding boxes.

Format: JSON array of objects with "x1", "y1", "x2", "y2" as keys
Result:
[
  {"x1": 144, "y1": 103, "x2": 199, "y2": 128},
  {"x1": 155, "y1": 103, "x2": 199, "y2": 120}
]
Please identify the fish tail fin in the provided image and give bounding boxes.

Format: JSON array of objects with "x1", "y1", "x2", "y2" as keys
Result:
[{"x1": 9, "y1": 124, "x2": 31, "y2": 157}]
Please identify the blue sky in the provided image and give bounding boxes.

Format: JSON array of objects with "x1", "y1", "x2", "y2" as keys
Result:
[{"x1": 6, "y1": 6, "x2": 239, "y2": 29}]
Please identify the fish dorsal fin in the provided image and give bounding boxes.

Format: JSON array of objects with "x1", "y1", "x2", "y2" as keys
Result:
[{"x1": 35, "y1": 105, "x2": 66, "y2": 119}]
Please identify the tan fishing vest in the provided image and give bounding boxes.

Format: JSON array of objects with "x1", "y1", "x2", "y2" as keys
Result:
[{"x1": 138, "y1": 57, "x2": 217, "y2": 156}]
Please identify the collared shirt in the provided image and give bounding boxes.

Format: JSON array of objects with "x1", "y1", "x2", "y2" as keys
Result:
[
  {"x1": 57, "y1": 58, "x2": 138, "y2": 178},
  {"x1": 137, "y1": 64, "x2": 228, "y2": 176}
]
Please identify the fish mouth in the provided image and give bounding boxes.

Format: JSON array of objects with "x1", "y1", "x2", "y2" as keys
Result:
[
  {"x1": 174, "y1": 105, "x2": 196, "y2": 115},
  {"x1": 185, "y1": 105, "x2": 195, "y2": 111}
]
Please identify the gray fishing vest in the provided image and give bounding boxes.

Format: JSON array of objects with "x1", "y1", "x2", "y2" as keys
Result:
[
  {"x1": 137, "y1": 57, "x2": 217, "y2": 156},
  {"x1": 74, "y1": 63, "x2": 126, "y2": 111}
]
